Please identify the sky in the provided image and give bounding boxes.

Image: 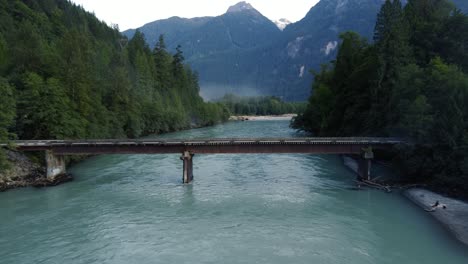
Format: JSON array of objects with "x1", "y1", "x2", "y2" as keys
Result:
[{"x1": 69, "y1": 0, "x2": 320, "y2": 31}]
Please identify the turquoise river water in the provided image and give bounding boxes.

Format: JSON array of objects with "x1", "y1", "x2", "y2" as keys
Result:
[{"x1": 1, "y1": 120, "x2": 467, "y2": 263}]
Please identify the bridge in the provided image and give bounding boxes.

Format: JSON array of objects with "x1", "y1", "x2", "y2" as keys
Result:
[{"x1": 2, "y1": 138, "x2": 402, "y2": 183}]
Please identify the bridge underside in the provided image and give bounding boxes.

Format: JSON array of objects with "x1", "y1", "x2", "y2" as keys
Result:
[
  {"x1": 43, "y1": 147, "x2": 376, "y2": 183},
  {"x1": 46, "y1": 144, "x2": 367, "y2": 155}
]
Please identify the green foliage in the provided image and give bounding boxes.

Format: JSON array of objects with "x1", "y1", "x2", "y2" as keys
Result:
[
  {"x1": 292, "y1": 32, "x2": 379, "y2": 136},
  {"x1": 292, "y1": 66, "x2": 334, "y2": 133},
  {"x1": 17, "y1": 72, "x2": 84, "y2": 139},
  {"x1": 0, "y1": 77, "x2": 15, "y2": 171},
  {"x1": 295, "y1": 0, "x2": 468, "y2": 197},
  {"x1": 0, "y1": 33, "x2": 7, "y2": 73},
  {"x1": 0, "y1": 0, "x2": 229, "y2": 164},
  {"x1": 218, "y1": 94, "x2": 306, "y2": 116}
]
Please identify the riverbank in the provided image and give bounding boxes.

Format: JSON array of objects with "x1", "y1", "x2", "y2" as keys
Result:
[
  {"x1": 229, "y1": 114, "x2": 296, "y2": 121},
  {"x1": 342, "y1": 155, "x2": 468, "y2": 247},
  {"x1": 405, "y1": 188, "x2": 468, "y2": 247},
  {"x1": 0, "y1": 150, "x2": 72, "y2": 192}
]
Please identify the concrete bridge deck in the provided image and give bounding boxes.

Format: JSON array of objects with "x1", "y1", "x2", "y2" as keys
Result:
[{"x1": 1, "y1": 137, "x2": 403, "y2": 183}]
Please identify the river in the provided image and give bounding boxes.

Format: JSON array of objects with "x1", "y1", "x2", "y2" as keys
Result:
[{"x1": 1, "y1": 120, "x2": 467, "y2": 263}]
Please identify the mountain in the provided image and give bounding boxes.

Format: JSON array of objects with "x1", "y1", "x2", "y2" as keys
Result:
[
  {"x1": 452, "y1": 0, "x2": 468, "y2": 12},
  {"x1": 212, "y1": 0, "x2": 386, "y2": 100},
  {"x1": 396, "y1": 0, "x2": 468, "y2": 13},
  {"x1": 124, "y1": 0, "x2": 468, "y2": 101},
  {"x1": 274, "y1": 18, "x2": 292, "y2": 31},
  {"x1": 124, "y1": 2, "x2": 280, "y2": 57},
  {"x1": 123, "y1": 1, "x2": 283, "y2": 98}
]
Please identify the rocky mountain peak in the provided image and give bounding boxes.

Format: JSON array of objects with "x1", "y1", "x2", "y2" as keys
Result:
[{"x1": 226, "y1": 1, "x2": 256, "y2": 13}]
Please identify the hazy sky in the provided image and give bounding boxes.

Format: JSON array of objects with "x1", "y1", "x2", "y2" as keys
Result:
[{"x1": 69, "y1": 0, "x2": 320, "y2": 31}]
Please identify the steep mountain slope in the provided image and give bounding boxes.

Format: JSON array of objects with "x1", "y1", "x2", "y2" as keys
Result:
[
  {"x1": 268, "y1": 0, "x2": 386, "y2": 99},
  {"x1": 452, "y1": 0, "x2": 468, "y2": 12}
]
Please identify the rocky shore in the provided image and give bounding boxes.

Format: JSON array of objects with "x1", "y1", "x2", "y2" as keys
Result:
[{"x1": 0, "y1": 150, "x2": 72, "y2": 192}]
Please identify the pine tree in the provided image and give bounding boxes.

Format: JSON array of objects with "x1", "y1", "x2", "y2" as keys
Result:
[
  {"x1": 0, "y1": 77, "x2": 15, "y2": 171},
  {"x1": 0, "y1": 33, "x2": 7, "y2": 74},
  {"x1": 370, "y1": 0, "x2": 412, "y2": 132},
  {"x1": 153, "y1": 34, "x2": 172, "y2": 90}
]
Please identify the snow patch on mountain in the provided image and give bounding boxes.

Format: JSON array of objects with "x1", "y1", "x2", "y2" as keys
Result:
[
  {"x1": 322, "y1": 41, "x2": 338, "y2": 55},
  {"x1": 299, "y1": 65, "x2": 305, "y2": 78},
  {"x1": 273, "y1": 18, "x2": 292, "y2": 31}
]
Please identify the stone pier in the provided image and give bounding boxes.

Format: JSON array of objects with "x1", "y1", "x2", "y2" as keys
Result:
[
  {"x1": 180, "y1": 151, "x2": 194, "y2": 184},
  {"x1": 45, "y1": 150, "x2": 66, "y2": 180}
]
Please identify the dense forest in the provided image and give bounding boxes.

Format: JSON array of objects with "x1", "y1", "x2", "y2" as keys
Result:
[
  {"x1": 292, "y1": 0, "x2": 468, "y2": 197},
  {"x1": 218, "y1": 94, "x2": 306, "y2": 116},
  {"x1": 0, "y1": 0, "x2": 230, "y2": 171}
]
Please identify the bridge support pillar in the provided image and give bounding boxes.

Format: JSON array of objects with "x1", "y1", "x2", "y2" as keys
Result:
[
  {"x1": 358, "y1": 158, "x2": 372, "y2": 181},
  {"x1": 45, "y1": 150, "x2": 66, "y2": 180},
  {"x1": 180, "y1": 151, "x2": 194, "y2": 184},
  {"x1": 358, "y1": 147, "x2": 374, "y2": 181}
]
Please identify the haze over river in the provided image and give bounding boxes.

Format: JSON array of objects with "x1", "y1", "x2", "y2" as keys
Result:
[{"x1": 1, "y1": 120, "x2": 467, "y2": 263}]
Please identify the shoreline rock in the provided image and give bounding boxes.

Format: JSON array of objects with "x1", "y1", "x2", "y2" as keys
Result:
[
  {"x1": 0, "y1": 150, "x2": 73, "y2": 192},
  {"x1": 31, "y1": 173, "x2": 74, "y2": 188},
  {"x1": 404, "y1": 188, "x2": 468, "y2": 247}
]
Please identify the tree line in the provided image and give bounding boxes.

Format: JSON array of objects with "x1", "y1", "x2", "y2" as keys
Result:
[
  {"x1": 292, "y1": 0, "x2": 468, "y2": 198},
  {"x1": 0, "y1": 0, "x2": 229, "y2": 170},
  {"x1": 218, "y1": 94, "x2": 306, "y2": 116}
]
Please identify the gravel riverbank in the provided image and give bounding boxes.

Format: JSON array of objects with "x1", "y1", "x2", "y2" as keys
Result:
[{"x1": 405, "y1": 188, "x2": 468, "y2": 246}]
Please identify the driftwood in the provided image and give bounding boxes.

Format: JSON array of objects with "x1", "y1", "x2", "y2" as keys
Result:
[{"x1": 355, "y1": 179, "x2": 392, "y2": 193}]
